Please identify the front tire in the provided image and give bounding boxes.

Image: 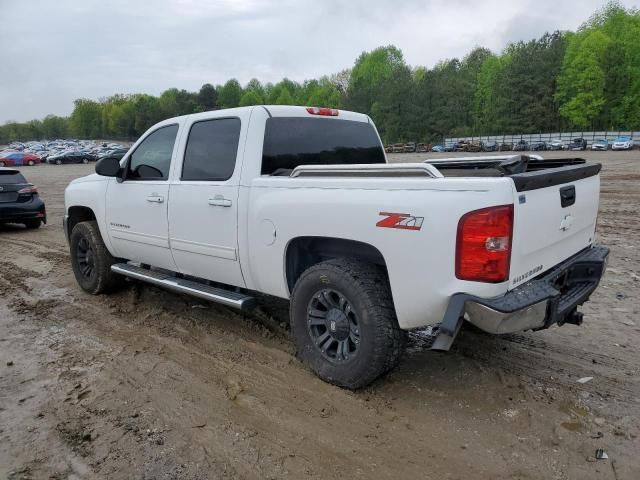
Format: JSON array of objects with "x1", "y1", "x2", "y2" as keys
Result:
[
  {"x1": 27, "y1": 160, "x2": 35, "y2": 166},
  {"x1": 0, "y1": 161, "x2": 5, "y2": 167},
  {"x1": 290, "y1": 258, "x2": 407, "y2": 389},
  {"x1": 55, "y1": 159, "x2": 62, "y2": 165},
  {"x1": 70, "y1": 221, "x2": 122, "y2": 294}
]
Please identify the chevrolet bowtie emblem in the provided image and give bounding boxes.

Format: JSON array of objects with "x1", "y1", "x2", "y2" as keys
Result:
[{"x1": 560, "y1": 215, "x2": 574, "y2": 231}]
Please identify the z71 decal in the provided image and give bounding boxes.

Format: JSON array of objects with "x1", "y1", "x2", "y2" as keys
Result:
[{"x1": 376, "y1": 212, "x2": 424, "y2": 231}]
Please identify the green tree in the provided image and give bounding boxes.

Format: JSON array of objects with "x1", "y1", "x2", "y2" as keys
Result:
[
  {"x1": 345, "y1": 45, "x2": 406, "y2": 115},
  {"x1": 556, "y1": 30, "x2": 610, "y2": 127},
  {"x1": 244, "y1": 79, "x2": 265, "y2": 103},
  {"x1": 42, "y1": 115, "x2": 69, "y2": 138},
  {"x1": 239, "y1": 90, "x2": 262, "y2": 106},
  {"x1": 274, "y1": 88, "x2": 294, "y2": 105},
  {"x1": 132, "y1": 94, "x2": 164, "y2": 136},
  {"x1": 197, "y1": 83, "x2": 218, "y2": 111},
  {"x1": 218, "y1": 79, "x2": 242, "y2": 108},
  {"x1": 70, "y1": 99, "x2": 103, "y2": 138},
  {"x1": 267, "y1": 79, "x2": 300, "y2": 104}
]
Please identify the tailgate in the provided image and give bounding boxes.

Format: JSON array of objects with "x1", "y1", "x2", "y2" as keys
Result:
[{"x1": 508, "y1": 164, "x2": 601, "y2": 289}]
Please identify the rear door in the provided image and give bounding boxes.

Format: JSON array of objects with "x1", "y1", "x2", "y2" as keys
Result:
[
  {"x1": 105, "y1": 123, "x2": 180, "y2": 271},
  {"x1": 168, "y1": 115, "x2": 246, "y2": 287},
  {"x1": 509, "y1": 165, "x2": 601, "y2": 289}
]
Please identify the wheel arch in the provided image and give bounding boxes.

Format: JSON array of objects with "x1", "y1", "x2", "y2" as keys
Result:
[
  {"x1": 284, "y1": 236, "x2": 389, "y2": 294},
  {"x1": 66, "y1": 205, "x2": 97, "y2": 238}
]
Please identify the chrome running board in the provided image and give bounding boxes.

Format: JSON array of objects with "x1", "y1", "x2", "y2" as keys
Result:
[{"x1": 111, "y1": 263, "x2": 256, "y2": 311}]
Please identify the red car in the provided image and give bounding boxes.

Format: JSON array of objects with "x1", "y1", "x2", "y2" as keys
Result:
[{"x1": 0, "y1": 152, "x2": 42, "y2": 167}]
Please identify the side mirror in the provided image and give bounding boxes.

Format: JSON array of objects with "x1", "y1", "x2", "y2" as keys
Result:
[{"x1": 95, "y1": 157, "x2": 122, "y2": 177}]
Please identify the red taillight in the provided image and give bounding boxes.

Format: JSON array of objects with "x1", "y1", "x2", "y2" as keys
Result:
[
  {"x1": 18, "y1": 185, "x2": 38, "y2": 194},
  {"x1": 456, "y1": 205, "x2": 513, "y2": 283},
  {"x1": 306, "y1": 107, "x2": 339, "y2": 116}
]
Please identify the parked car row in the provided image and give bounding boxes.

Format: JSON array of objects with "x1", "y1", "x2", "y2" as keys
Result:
[
  {"x1": 0, "y1": 140, "x2": 128, "y2": 230},
  {"x1": 385, "y1": 136, "x2": 636, "y2": 154},
  {"x1": 2, "y1": 140, "x2": 130, "y2": 167}
]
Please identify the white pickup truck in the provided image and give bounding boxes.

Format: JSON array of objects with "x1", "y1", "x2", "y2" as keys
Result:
[{"x1": 64, "y1": 106, "x2": 608, "y2": 388}]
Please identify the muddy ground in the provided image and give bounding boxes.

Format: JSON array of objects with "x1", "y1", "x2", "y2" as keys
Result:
[{"x1": 1, "y1": 151, "x2": 638, "y2": 480}]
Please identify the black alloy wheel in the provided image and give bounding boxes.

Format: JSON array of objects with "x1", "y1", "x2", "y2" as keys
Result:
[
  {"x1": 76, "y1": 236, "x2": 96, "y2": 281},
  {"x1": 307, "y1": 289, "x2": 360, "y2": 363}
]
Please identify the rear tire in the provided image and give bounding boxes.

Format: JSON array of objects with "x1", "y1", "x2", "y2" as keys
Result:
[
  {"x1": 290, "y1": 258, "x2": 407, "y2": 389},
  {"x1": 0, "y1": 161, "x2": 5, "y2": 167},
  {"x1": 27, "y1": 160, "x2": 35, "y2": 166},
  {"x1": 55, "y1": 159, "x2": 62, "y2": 165},
  {"x1": 70, "y1": 221, "x2": 122, "y2": 294},
  {"x1": 82, "y1": 158, "x2": 89, "y2": 164}
]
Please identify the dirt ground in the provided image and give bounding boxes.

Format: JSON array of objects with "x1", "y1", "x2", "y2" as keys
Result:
[{"x1": 1, "y1": 151, "x2": 638, "y2": 480}]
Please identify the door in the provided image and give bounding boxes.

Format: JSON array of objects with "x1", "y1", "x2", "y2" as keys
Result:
[
  {"x1": 168, "y1": 117, "x2": 245, "y2": 287},
  {"x1": 105, "y1": 124, "x2": 179, "y2": 271}
]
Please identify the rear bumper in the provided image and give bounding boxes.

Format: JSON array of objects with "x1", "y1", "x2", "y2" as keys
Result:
[
  {"x1": 0, "y1": 198, "x2": 46, "y2": 224},
  {"x1": 447, "y1": 246, "x2": 609, "y2": 335}
]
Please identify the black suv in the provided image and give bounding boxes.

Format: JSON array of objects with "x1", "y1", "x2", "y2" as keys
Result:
[
  {"x1": 567, "y1": 138, "x2": 587, "y2": 151},
  {"x1": 0, "y1": 168, "x2": 46, "y2": 229}
]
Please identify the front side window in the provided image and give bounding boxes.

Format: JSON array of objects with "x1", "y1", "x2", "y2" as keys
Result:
[
  {"x1": 181, "y1": 118, "x2": 241, "y2": 181},
  {"x1": 127, "y1": 124, "x2": 178, "y2": 180}
]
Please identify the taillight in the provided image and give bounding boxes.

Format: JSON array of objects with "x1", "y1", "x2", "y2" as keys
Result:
[
  {"x1": 456, "y1": 205, "x2": 513, "y2": 283},
  {"x1": 306, "y1": 107, "x2": 339, "y2": 116},
  {"x1": 18, "y1": 185, "x2": 38, "y2": 194}
]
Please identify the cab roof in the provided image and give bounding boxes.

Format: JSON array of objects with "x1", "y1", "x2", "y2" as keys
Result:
[{"x1": 173, "y1": 105, "x2": 371, "y2": 124}]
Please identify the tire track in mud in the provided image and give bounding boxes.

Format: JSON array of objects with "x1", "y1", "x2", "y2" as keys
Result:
[{"x1": 454, "y1": 330, "x2": 639, "y2": 402}]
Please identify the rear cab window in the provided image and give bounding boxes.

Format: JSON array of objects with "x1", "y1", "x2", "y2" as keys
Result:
[
  {"x1": 181, "y1": 118, "x2": 241, "y2": 181},
  {"x1": 261, "y1": 117, "x2": 385, "y2": 175}
]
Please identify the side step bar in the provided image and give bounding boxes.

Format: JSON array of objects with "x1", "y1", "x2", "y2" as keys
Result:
[{"x1": 111, "y1": 263, "x2": 256, "y2": 311}]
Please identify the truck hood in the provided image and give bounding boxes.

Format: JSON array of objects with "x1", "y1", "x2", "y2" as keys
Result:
[{"x1": 69, "y1": 173, "x2": 106, "y2": 184}]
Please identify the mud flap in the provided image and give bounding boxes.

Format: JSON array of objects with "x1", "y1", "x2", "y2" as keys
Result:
[{"x1": 430, "y1": 293, "x2": 467, "y2": 351}]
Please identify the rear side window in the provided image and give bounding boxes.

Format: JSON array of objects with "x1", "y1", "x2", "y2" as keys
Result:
[
  {"x1": 261, "y1": 117, "x2": 385, "y2": 175},
  {"x1": 182, "y1": 118, "x2": 241, "y2": 181},
  {"x1": 127, "y1": 124, "x2": 178, "y2": 180},
  {"x1": 0, "y1": 171, "x2": 27, "y2": 184}
]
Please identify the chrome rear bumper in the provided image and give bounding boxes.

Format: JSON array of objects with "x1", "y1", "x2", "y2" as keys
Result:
[{"x1": 432, "y1": 245, "x2": 609, "y2": 350}]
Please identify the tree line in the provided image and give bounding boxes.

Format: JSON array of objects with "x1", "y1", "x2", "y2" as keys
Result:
[{"x1": 1, "y1": 2, "x2": 638, "y2": 146}]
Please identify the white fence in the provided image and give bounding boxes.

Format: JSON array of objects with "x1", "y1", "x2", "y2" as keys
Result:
[{"x1": 445, "y1": 131, "x2": 639, "y2": 147}]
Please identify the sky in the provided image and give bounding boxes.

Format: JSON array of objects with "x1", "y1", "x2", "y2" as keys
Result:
[{"x1": 1, "y1": 0, "x2": 638, "y2": 123}]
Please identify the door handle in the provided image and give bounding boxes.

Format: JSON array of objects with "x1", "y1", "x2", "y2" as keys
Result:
[
  {"x1": 146, "y1": 195, "x2": 164, "y2": 203},
  {"x1": 559, "y1": 185, "x2": 575, "y2": 208},
  {"x1": 208, "y1": 195, "x2": 232, "y2": 207}
]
